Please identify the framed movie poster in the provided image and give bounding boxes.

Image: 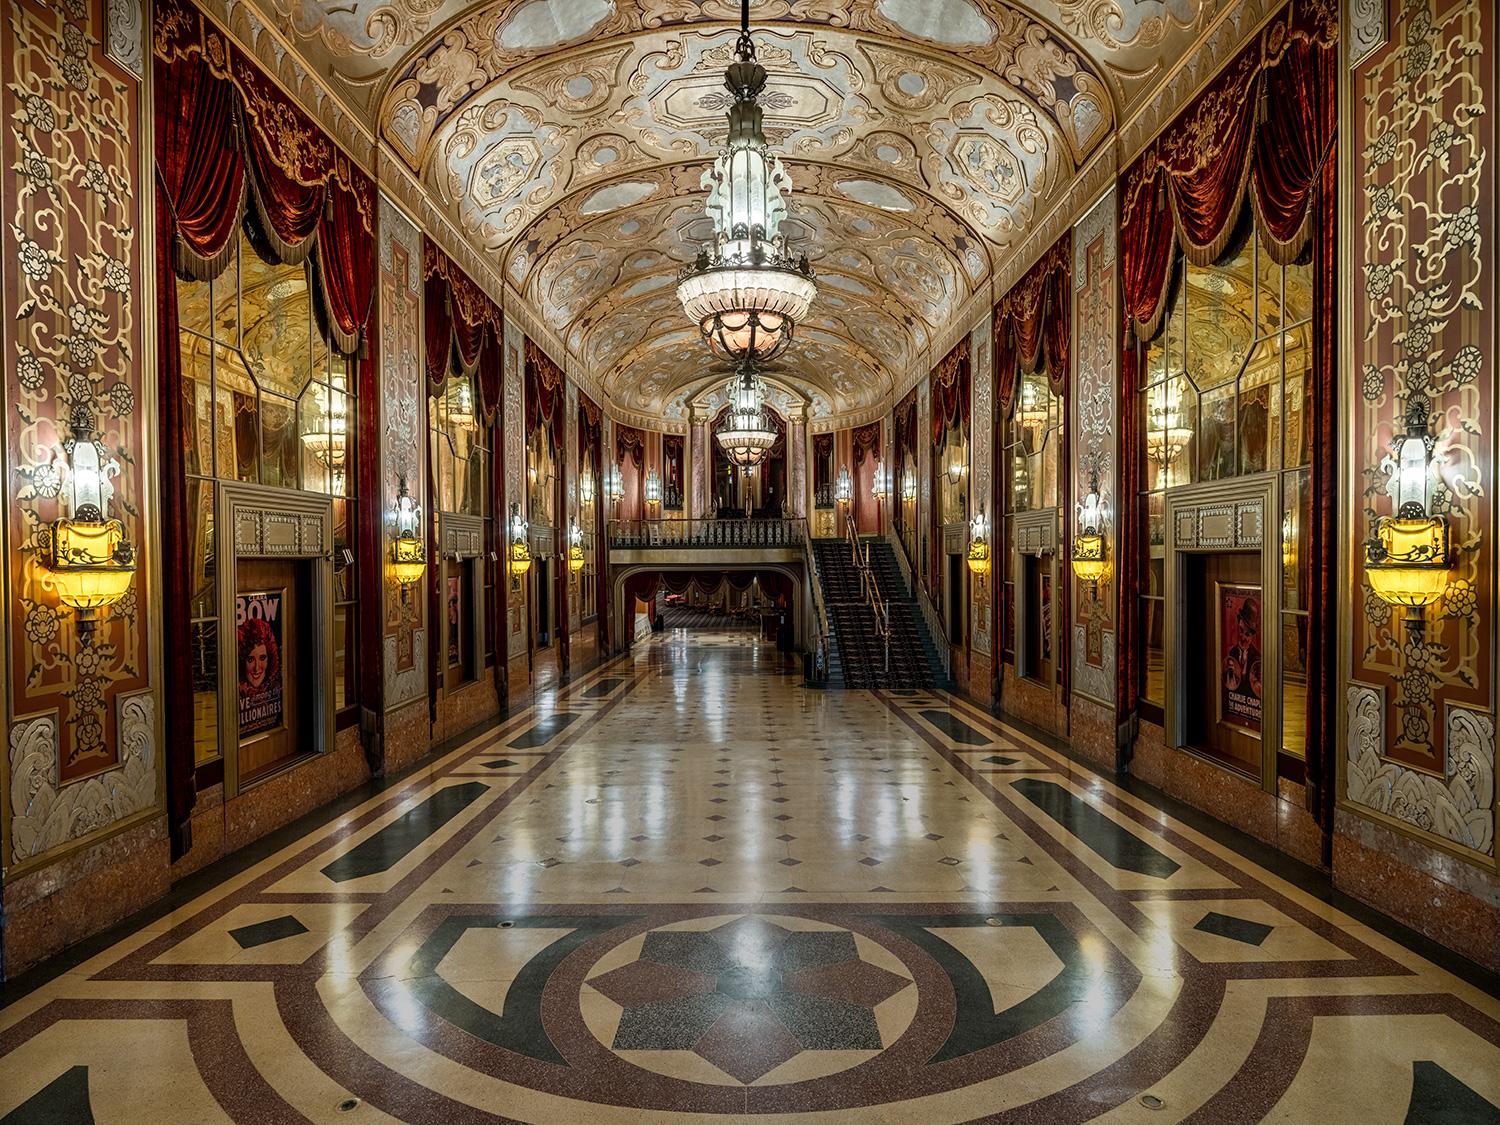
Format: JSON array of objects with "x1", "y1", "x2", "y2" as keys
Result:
[
  {"x1": 1217, "y1": 583, "x2": 1263, "y2": 734},
  {"x1": 447, "y1": 573, "x2": 461, "y2": 666},
  {"x1": 236, "y1": 589, "x2": 286, "y2": 739}
]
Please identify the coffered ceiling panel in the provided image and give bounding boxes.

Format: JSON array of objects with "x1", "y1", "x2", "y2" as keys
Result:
[{"x1": 250, "y1": 0, "x2": 1227, "y2": 427}]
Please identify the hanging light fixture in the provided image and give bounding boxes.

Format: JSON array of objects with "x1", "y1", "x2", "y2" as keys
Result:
[
  {"x1": 1018, "y1": 379, "x2": 1048, "y2": 433},
  {"x1": 580, "y1": 465, "x2": 595, "y2": 505},
  {"x1": 645, "y1": 467, "x2": 663, "y2": 512},
  {"x1": 835, "y1": 465, "x2": 852, "y2": 504},
  {"x1": 389, "y1": 476, "x2": 426, "y2": 590},
  {"x1": 606, "y1": 464, "x2": 625, "y2": 508},
  {"x1": 1145, "y1": 381, "x2": 1193, "y2": 467},
  {"x1": 449, "y1": 378, "x2": 478, "y2": 433},
  {"x1": 715, "y1": 365, "x2": 778, "y2": 470},
  {"x1": 676, "y1": 0, "x2": 816, "y2": 365},
  {"x1": 872, "y1": 457, "x2": 889, "y2": 503},
  {"x1": 39, "y1": 405, "x2": 135, "y2": 646},
  {"x1": 300, "y1": 378, "x2": 350, "y2": 489},
  {"x1": 901, "y1": 464, "x2": 916, "y2": 503},
  {"x1": 1364, "y1": 394, "x2": 1454, "y2": 633}
]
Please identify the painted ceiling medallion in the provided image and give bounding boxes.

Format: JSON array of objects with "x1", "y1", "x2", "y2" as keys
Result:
[{"x1": 675, "y1": 0, "x2": 817, "y2": 366}]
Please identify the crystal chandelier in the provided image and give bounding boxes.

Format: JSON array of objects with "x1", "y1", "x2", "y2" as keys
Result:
[
  {"x1": 677, "y1": 0, "x2": 816, "y2": 365},
  {"x1": 1145, "y1": 382, "x2": 1192, "y2": 466},
  {"x1": 715, "y1": 365, "x2": 778, "y2": 470}
]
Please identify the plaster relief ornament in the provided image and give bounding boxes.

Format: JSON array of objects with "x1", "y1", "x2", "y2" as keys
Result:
[{"x1": 676, "y1": 0, "x2": 817, "y2": 366}]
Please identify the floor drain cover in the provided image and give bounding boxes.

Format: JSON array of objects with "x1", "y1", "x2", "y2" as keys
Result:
[{"x1": 1140, "y1": 1094, "x2": 1165, "y2": 1110}]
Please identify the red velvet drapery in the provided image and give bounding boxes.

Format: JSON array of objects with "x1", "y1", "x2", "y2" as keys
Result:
[
  {"x1": 525, "y1": 339, "x2": 565, "y2": 448},
  {"x1": 991, "y1": 232, "x2": 1073, "y2": 692},
  {"x1": 892, "y1": 388, "x2": 917, "y2": 538},
  {"x1": 616, "y1": 425, "x2": 646, "y2": 469},
  {"x1": 1117, "y1": 0, "x2": 1337, "y2": 830},
  {"x1": 155, "y1": 0, "x2": 377, "y2": 854},
  {"x1": 852, "y1": 423, "x2": 880, "y2": 466},
  {"x1": 993, "y1": 233, "x2": 1072, "y2": 417},
  {"x1": 930, "y1": 339, "x2": 971, "y2": 446},
  {"x1": 422, "y1": 238, "x2": 504, "y2": 416}
]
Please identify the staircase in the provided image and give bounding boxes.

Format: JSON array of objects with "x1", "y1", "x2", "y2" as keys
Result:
[{"x1": 811, "y1": 538, "x2": 942, "y2": 690}]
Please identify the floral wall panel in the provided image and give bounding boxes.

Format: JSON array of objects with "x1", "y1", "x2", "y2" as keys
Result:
[
  {"x1": 1071, "y1": 189, "x2": 1118, "y2": 707},
  {"x1": 1347, "y1": 0, "x2": 1495, "y2": 856},
  {"x1": 379, "y1": 196, "x2": 426, "y2": 710},
  {"x1": 2, "y1": 0, "x2": 152, "y2": 806}
]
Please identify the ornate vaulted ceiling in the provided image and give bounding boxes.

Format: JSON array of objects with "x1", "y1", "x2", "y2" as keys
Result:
[{"x1": 253, "y1": 0, "x2": 1224, "y2": 426}]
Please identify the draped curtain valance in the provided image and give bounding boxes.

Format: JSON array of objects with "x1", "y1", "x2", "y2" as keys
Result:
[
  {"x1": 993, "y1": 231, "x2": 1072, "y2": 416},
  {"x1": 525, "y1": 339, "x2": 565, "y2": 449},
  {"x1": 578, "y1": 393, "x2": 603, "y2": 462},
  {"x1": 154, "y1": 0, "x2": 375, "y2": 356},
  {"x1": 930, "y1": 338, "x2": 971, "y2": 446},
  {"x1": 852, "y1": 423, "x2": 880, "y2": 466},
  {"x1": 1115, "y1": 0, "x2": 1338, "y2": 831},
  {"x1": 893, "y1": 388, "x2": 918, "y2": 463},
  {"x1": 423, "y1": 237, "x2": 503, "y2": 420},
  {"x1": 1119, "y1": 0, "x2": 1337, "y2": 343},
  {"x1": 616, "y1": 425, "x2": 645, "y2": 469},
  {"x1": 154, "y1": 0, "x2": 379, "y2": 857}
]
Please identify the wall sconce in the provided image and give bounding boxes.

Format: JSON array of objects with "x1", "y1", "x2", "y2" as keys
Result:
[
  {"x1": 1365, "y1": 394, "x2": 1453, "y2": 634},
  {"x1": 39, "y1": 412, "x2": 135, "y2": 646},
  {"x1": 872, "y1": 458, "x2": 889, "y2": 503},
  {"x1": 966, "y1": 507, "x2": 990, "y2": 580},
  {"x1": 568, "y1": 520, "x2": 585, "y2": 575},
  {"x1": 607, "y1": 464, "x2": 625, "y2": 509},
  {"x1": 901, "y1": 466, "x2": 916, "y2": 503},
  {"x1": 645, "y1": 467, "x2": 662, "y2": 512},
  {"x1": 389, "y1": 476, "x2": 426, "y2": 590},
  {"x1": 1071, "y1": 471, "x2": 1108, "y2": 589},
  {"x1": 835, "y1": 465, "x2": 852, "y2": 505},
  {"x1": 580, "y1": 466, "x2": 595, "y2": 505},
  {"x1": 508, "y1": 501, "x2": 532, "y2": 580}
]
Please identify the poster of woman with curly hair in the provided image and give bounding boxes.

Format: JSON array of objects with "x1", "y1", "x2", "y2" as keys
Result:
[{"x1": 237, "y1": 590, "x2": 285, "y2": 738}]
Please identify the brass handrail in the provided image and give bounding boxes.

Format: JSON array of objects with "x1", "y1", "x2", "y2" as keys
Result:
[{"x1": 847, "y1": 513, "x2": 889, "y2": 673}]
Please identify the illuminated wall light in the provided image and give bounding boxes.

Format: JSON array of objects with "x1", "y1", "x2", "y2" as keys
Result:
[
  {"x1": 1071, "y1": 471, "x2": 1108, "y2": 588},
  {"x1": 389, "y1": 476, "x2": 426, "y2": 590},
  {"x1": 509, "y1": 501, "x2": 532, "y2": 579},
  {"x1": 1364, "y1": 394, "x2": 1454, "y2": 636},
  {"x1": 966, "y1": 507, "x2": 991, "y2": 579},
  {"x1": 39, "y1": 407, "x2": 135, "y2": 646}
]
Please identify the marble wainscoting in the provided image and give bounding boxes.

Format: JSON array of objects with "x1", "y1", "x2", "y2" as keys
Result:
[
  {"x1": 171, "y1": 726, "x2": 371, "y2": 881},
  {"x1": 2, "y1": 815, "x2": 170, "y2": 978},
  {"x1": 1130, "y1": 719, "x2": 1325, "y2": 869},
  {"x1": 1000, "y1": 666, "x2": 1068, "y2": 738},
  {"x1": 1334, "y1": 811, "x2": 1500, "y2": 973}
]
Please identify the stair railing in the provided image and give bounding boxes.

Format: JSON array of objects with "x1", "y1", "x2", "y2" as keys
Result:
[
  {"x1": 847, "y1": 514, "x2": 890, "y2": 673},
  {"x1": 801, "y1": 521, "x2": 833, "y2": 683},
  {"x1": 880, "y1": 523, "x2": 950, "y2": 680}
]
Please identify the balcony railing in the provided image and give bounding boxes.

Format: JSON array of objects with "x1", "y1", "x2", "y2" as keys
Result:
[{"x1": 609, "y1": 518, "x2": 804, "y2": 550}]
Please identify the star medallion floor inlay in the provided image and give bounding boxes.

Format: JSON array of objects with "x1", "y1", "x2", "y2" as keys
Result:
[{"x1": 1, "y1": 630, "x2": 1498, "y2": 1123}]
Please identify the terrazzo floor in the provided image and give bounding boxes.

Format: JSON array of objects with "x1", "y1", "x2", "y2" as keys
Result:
[{"x1": 2, "y1": 630, "x2": 1498, "y2": 1123}]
